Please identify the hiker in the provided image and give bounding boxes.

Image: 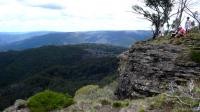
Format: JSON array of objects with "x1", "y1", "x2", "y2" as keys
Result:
[
  {"x1": 175, "y1": 26, "x2": 186, "y2": 38},
  {"x1": 170, "y1": 25, "x2": 177, "y2": 37},
  {"x1": 171, "y1": 26, "x2": 186, "y2": 38},
  {"x1": 185, "y1": 17, "x2": 192, "y2": 33}
]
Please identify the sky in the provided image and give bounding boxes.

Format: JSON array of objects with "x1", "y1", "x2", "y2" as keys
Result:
[{"x1": 0, "y1": 0, "x2": 199, "y2": 32}]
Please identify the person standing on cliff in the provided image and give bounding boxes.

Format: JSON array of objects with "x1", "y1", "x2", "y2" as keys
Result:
[{"x1": 185, "y1": 17, "x2": 192, "y2": 33}]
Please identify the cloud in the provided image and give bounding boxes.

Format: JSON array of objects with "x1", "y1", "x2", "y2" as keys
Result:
[
  {"x1": 29, "y1": 3, "x2": 65, "y2": 10},
  {"x1": 17, "y1": 0, "x2": 66, "y2": 10},
  {"x1": 0, "y1": 0, "x2": 152, "y2": 32}
]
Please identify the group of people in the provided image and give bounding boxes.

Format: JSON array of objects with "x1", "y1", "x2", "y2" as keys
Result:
[
  {"x1": 171, "y1": 17, "x2": 193, "y2": 38},
  {"x1": 159, "y1": 17, "x2": 194, "y2": 38}
]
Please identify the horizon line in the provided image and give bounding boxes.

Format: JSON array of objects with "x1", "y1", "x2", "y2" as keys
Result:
[{"x1": 0, "y1": 29, "x2": 152, "y2": 33}]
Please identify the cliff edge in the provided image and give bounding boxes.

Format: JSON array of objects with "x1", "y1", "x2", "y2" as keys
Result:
[{"x1": 116, "y1": 33, "x2": 200, "y2": 99}]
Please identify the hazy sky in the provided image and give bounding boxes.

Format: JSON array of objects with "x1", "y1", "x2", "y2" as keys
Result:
[{"x1": 0, "y1": 0, "x2": 199, "y2": 32}]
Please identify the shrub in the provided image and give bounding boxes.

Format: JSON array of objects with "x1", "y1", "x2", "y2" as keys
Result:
[
  {"x1": 27, "y1": 90, "x2": 73, "y2": 112},
  {"x1": 189, "y1": 27, "x2": 199, "y2": 33},
  {"x1": 166, "y1": 80, "x2": 200, "y2": 111},
  {"x1": 99, "y1": 99, "x2": 111, "y2": 105},
  {"x1": 173, "y1": 38, "x2": 182, "y2": 45},
  {"x1": 139, "y1": 108, "x2": 145, "y2": 112},
  {"x1": 112, "y1": 102, "x2": 122, "y2": 108},
  {"x1": 112, "y1": 101, "x2": 129, "y2": 108},
  {"x1": 149, "y1": 94, "x2": 166, "y2": 109},
  {"x1": 74, "y1": 85, "x2": 99, "y2": 101},
  {"x1": 191, "y1": 50, "x2": 200, "y2": 63},
  {"x1": 74, "y1": 82, "x2": 117, "y2": 102}
]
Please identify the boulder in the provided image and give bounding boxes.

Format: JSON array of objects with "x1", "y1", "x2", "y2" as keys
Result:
[{"x1": 3, "y1": 99, "x2": 30, "y2": 112}]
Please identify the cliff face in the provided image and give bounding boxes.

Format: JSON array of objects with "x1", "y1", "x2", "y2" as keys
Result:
[{"x1": 116, "y1": 42, "x2": 200, "y2": 99}]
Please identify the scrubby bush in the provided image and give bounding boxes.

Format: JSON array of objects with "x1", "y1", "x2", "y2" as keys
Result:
[
  {"x1": 27, "y1": 90, "x2": 73, "y2": 112},
  {"x1": 189, "y1": 27, "x2": 200, "y2": 33},
  {"x1": 99, "y1": 99, "x2": 112, "y2": 105},
  {"x1": 139, "y1": 108, "x2": 145, "y2": 112},
  {"x1": 112, "y1": 102, "x2": 122, "y2": 108},
  {"x1": 112, "y1": 101, "x2": 129, "y2": 108},
  {"x1": 149, "y1": 94, "x2": 167, "y2": 109},
  {"x1": 74, "y1": 82, "x2": 117, "y2": 102},
  {"x1": 143, "y1": 85, "x2": 199, "y2": 111},
  {"x1": 191, "y1": 50, "x2": 200, "y2": 63},
  {"x1": 74, "y1": 85, "x2": 100, "y2": 101}
]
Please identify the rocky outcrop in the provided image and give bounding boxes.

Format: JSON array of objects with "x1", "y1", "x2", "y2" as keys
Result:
[
  {"x1": 116, "y1": 42, "x2": 200, "y2": 99},
  {"x1": 3, "y1": 100, "x2": 30, "y2": 112}
]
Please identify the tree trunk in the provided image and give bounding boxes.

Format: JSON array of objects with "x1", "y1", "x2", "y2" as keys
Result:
[
  {"x1": 153, "y1": 26, "x2": 160, "y2": 39},
  {"x1": 176, "y1": 0, "x2": 188, "y2": 30},
  {"x1": 198, "y1": 23, "x2": 200, "y2": 30},
  {"x1": 176, "y1": 8, "x2": 184, "y2": 29}
]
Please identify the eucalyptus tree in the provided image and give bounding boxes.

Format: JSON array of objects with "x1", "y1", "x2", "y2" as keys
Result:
[{"x1": 132, "y1": 0, "x2": 174, "y2": 38}]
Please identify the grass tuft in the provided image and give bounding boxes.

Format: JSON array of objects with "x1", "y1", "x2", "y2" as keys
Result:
[
  {"x1": 190, "y1": 50, "x2": 200, "y2": 63},
  {"x1": 149, "y1": 94, "x2": 166, "y2": 109},
  {"x1": 112, "y1": 101, "x2": 129, "y2": 108}
]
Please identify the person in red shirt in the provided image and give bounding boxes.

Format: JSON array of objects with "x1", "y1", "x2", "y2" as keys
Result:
[{"x1": 175, "y1": 26, "x2": 186, "y2": 38}]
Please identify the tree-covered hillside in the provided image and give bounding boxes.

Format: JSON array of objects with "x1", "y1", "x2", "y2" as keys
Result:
[{"x1": 0, "y1": 44, "x2": 126, "y2": 110}]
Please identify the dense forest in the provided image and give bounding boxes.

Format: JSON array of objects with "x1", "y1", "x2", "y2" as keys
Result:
[{"x1": 0, "y1": 44, "x2": 126, "y2": 110}]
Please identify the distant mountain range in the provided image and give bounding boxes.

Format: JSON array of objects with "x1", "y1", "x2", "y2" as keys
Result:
[
  {"x1": 0, "y1": 30, "x2": 152, "y2": 51},
  {"x1": 0, "y1": 32, "x2": 50, "y2": 46}
]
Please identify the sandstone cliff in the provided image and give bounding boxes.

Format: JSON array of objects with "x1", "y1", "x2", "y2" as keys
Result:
[{"x1": 116, "y1": 36, "x2": 200, "y2": 99}]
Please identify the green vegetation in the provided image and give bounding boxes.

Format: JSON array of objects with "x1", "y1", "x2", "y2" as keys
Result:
[
  {"x1": 146, "y1": 80, "x2": 200, "y2": 111},
  {"x1": 74, "y1": 82, "x2": 117, "y2": 102},
  {"x1": 0, "y1": 44, "x2": 126, "y2": 110},
  {"x1": 74, "y1": 85, "x2": 100, "y2": 102},
  {"x1": 99, "y1": 99, "x2": 112, "y2": 105},
  {"x1": 112, "y1": 101, "x2": 129, "y2": 108},
  {"x1": 191, "y1": 49, "x2": 200, "y2": 63},
  {"x1": 188, "y1": 32, "x2": 200, "y2": 63},
  {"x1": 27, "y1": 90, "x2": 73, "y2": 112},
  {"x1": 149, "y1": 94, "x2": 167, "y2": 109},
  {"x1": 65, "y1": 82, "x2": 131, "y2": 111},
  {"x1": 138, "y1": 108, "x2": 145, "y2": 112}
]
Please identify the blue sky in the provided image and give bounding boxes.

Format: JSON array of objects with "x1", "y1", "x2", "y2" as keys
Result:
[{"x1": 0, "y1": 0, "x2": 199, "y2": 32}]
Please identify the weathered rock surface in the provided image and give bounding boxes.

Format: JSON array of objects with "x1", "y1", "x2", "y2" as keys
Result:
[
  {"x1": 56, "y1": 102, "x2": 145, "y2": 112},
  {"x1": 3, "y1": 99, "x2": 30, "y2": 112},
  {"x1": 116, "y1": 42, "x2": 200, "y2": 99}
]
